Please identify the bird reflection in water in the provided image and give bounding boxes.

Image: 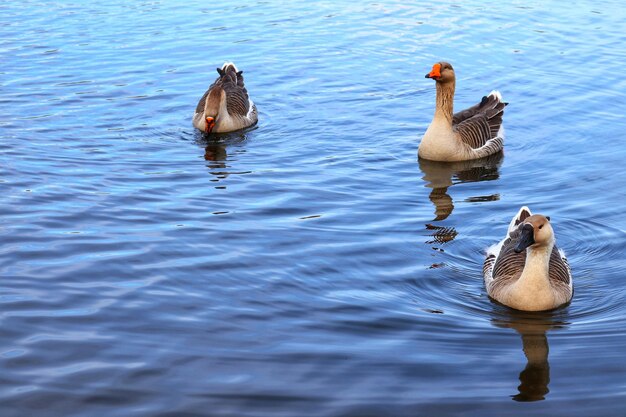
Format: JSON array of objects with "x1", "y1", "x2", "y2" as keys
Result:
[
  {"x1": 195, "y1": 131, "x2": 248, "y2": 180},
  {"x1": 418, "y1": 152, "x2": 502, "y2": 244},
  {"x1": 204, "y1": 142, "x2": 227, "y2": 164},
  {"x1": 418, "y1": 152, "x2": 503, "y2": 221},
  {"x1": 424, "y1": 223, "x2": 457, "y2": 244},
  {"x1": 492, "y1": 311, "x2": 567, "y2": 402}
]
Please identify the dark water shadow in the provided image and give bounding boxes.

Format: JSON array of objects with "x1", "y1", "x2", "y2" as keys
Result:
[
  {"x1": 418, "y1": 152, "x2": 503, "y2": 221},
  {"x1": 195, "y1": 130, "x2": 249, "y2": 160},
  {"x1": 492, "y1": 310, "x2": 568, "y2": 402},
  {"x1": 194, "y1": 130, "x2": 250, "y2": 180},
  {"x1": 418, "y1": 153, "x2": 503, "y2": 244}
]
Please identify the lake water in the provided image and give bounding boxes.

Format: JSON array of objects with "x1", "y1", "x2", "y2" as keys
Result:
[{"x1": 2, "y1": 1, "x2": 626, "y2": 416}]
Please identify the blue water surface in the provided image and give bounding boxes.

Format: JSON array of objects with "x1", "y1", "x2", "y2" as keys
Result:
[{"x1": 1, "y1": 1, "x2": 626, "y2": 416}]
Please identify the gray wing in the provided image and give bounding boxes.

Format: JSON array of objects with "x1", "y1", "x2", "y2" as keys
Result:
[
  {"x1": 484, "y1": 207, "x2": 530, "y2": 287},
  {"x1": 223, "y1": 82, "x2": 251, "y2": 118},
  {"x1": 491, "y1": 226, "x2": 526, "y2": 285},
  {"x1": 489, "y1": 224, "x2": 572, "y2": 288},
  {"x1": 452, "y1": 94, "x2": 506, "y2": 124},
  {"x1": 221, "y1": 66, "x2": 251, "y2": 117},
  {"x1": 549, "y1": 247, "x2": 571, "y2": 285},
  {"x1": 453, "y1": 94, "x2": 507, "y2": 149},
  {"x1": 196, "y1": 67, "x2": 251, "y2": 117},
  {"x1": 483, "y1": 253, "x2": 497, "y2": 281}
]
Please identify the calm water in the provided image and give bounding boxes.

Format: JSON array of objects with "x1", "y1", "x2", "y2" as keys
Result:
[{"x1": 2, "y1": 1, "x2": 626, "y2": 416}]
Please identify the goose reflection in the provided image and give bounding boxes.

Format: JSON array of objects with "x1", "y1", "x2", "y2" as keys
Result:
[
  {"x1": 492, "y1": 312, "x2": 567, "y2": 402},
  {"x1": 204, "y1": 142, "x2": 227, "y2": 164},
  {"x1": 418, "y1": 152, "x2": 503, "y2": 221},
  {"x1": 195, "y1": 131, "x2": 248, "y2": 179}
]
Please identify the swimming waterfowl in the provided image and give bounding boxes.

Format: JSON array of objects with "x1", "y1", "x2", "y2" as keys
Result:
[
  {"x1": 419, "y1": 62, "x2": 507, "y2": 162},
  {"x1": 193, "y1": 62, "x2": 258, "y2": 133},
  {"x1": 483, "y1": 207, "x2": 573, "y2": 311}
]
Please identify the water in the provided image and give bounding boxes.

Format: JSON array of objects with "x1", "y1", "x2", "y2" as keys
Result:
[{"x1": 2, "y1": 1, "x2": 625, "y2": 416}]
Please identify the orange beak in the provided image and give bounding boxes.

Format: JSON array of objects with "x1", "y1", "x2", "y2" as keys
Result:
[
  {"x1": 425, "y1": 63, "x2": 441, "y2": 80},
  {"x1": 205, "y1": 116, "x2": 216, "y2": 133}
]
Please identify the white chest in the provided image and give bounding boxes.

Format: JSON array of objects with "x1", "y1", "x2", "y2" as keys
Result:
[{"x1": 418, "y1": 121, "x2": 462, "y2": 161}]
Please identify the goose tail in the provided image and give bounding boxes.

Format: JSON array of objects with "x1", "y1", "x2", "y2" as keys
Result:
[
  {"x1": 221, "y1": 61, "x2": 239, "y2": 72},
  {"x1": 508, "y1": 206, "x2": 532, "y2": 234},
  {"x1": 488, "y1": 90, "x2": 506, "y2": 104}
]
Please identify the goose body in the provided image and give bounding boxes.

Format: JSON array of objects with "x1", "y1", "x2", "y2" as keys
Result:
[
  {"x1": 419, "y1": 62, "x2": 507, "y2": 162},
  {"x1": 483, "y1": 207, "x2": 573, "y2": 311},
  {"x1": 193, "y1": 62, "x2": 258, "y2": 133}
]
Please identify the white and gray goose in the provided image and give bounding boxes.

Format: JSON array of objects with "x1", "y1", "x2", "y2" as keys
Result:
[
  {"x1": 483, "y1": 206, "x2": 573, "y2": 311},
  {"x1": 419, "y1": 62, "x2": 507, "y2": 162},
  {"x1": 193, "y1": 62, "x2": 258, "y2": 134}
]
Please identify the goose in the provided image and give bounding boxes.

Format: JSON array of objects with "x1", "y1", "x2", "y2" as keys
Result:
[
  {"x1": 419, "y1": 62, "x2": 507, "y2": 162},
  {"x1": 483, "y1": 206, "x2": 573, "y2": 311},
  {"x1": 193, "y1": 62, "x2": 258, "y2": 133}
]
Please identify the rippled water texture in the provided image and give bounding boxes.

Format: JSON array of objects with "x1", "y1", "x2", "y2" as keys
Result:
[{"x1": 2, "y1": 1, "x2": 626, "y2": 416}]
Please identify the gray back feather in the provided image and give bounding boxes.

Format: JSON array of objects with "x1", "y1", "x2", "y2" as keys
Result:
[
  {"x1": 196, "y1": 64, "x2": 251, "y2": 117},
  {"x1": 453, "y1": 94, "x2": 507, "y2": 150}
]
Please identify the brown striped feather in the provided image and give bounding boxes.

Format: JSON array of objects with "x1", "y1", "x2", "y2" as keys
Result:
[
  {"x1": 487, "y1": 224, "x2": 571, "y2": 288},
  {"x1": 197, "y1": 65, "x2": 251, "y2": 118},
  {"x1": 453, "y1": 95, "x2": 507, "y2": 150},
  {"x1": 220, "y1": 64, "x2": 250, "y2": 117}
]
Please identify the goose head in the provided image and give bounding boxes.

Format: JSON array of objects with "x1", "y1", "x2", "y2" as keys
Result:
[
  {"x1": 514, "y1": 215, "x2": 554, "y2": 253},
  {"x1": 425, "y1": 62, "x2": 455, "y2": 83}
]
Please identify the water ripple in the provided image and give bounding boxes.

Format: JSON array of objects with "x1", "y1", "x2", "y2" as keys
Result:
[{"x1": 2, "y1": 1, "x2": 626, "y2": 416}]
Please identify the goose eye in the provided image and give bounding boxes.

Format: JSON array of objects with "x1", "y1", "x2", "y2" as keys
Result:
[{"x1": 538, "y1": 224, "x2": 544, "y2": 230}]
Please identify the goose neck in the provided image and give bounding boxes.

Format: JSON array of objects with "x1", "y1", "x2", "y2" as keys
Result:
[
  {"x1": 518, "y1": 242, "x2": 554, "y2": 289},
  {"x1": 434, "y1": 81, "x2": 455, "y2": 123}
]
